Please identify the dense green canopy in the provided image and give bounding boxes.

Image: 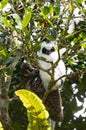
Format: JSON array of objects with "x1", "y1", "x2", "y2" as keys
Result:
[{"x1": 0, "y1": 0, "x2": 86, "y2": 130}]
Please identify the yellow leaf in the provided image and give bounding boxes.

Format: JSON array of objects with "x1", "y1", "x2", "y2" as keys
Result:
[
  {"x1": 15, "y1": 89, "x2": 51, "y2": 130},
  {"x1": 69, "y1": 4, "x2": 73, "y2": 12},
  {"x1": 0, "y1": 122, "x2": 4, "y2": 130}
]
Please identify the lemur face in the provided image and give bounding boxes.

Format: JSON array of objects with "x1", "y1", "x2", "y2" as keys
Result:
[
  {"x1": 37, "y1": 41, "x2": 58, "y2": 63},
  {"x1": 42, "y1": 46, "x2": 55, "y2": 55},
  {"x1": 40, "y1": 41, "x2": 57, "y2": 55}
]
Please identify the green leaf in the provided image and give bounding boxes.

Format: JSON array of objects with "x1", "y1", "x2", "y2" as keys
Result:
[
  {"x1": 0, "y1": 48, "x2": 7, "y2": 58},
  {"x1": 80, "y1": 42, "x2": 86, "y2": 49},
  {"x1": 50, "y1": 29, "x2": 57, "y2": 39},
  {"x1": 0, "y1": 0, "x2": 8, "y2": 9},
  {"x1": 45, "y1": 29, "x2": 56, "y2": 40},
  {"x1": 5, "y1": 56, "x2": 14, "y2": 65},
  {"x1": 22, "y1": 10, "x2": 31, "y2": 29},
  {"x1": 11, "y1": 13, "x2": 22, "y2": 29},
  {"x1": 2, "y1": 17, "x2": 13, "y2": 29},
  {"x1": 40, "y1": 5, "x2": 54, "y2": 27},
  {"x1": 46, "y1": 34, "x2": 55, "y2": 41},
  {"x1": 40, "y1": 5, "x2": 53, "y2": 17},
  {"x1": 41, "y1": 6, "x2": 50, "y2": 16},
  {"x1": 15, "y1": 89, "x2": 51, "y2": 130},
  {"x1": 77, "y1": 0, "x2": 83, "y2": 3},
  {"x1": 54, "y1": 3, "x2": 60, "y2": 15}
]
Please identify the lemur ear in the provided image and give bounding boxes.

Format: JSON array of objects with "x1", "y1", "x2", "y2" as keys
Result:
[
  {"x1": 53, "y1": 41, "x2": 59, "y2": 45},
  {"x1": 42, "y1": 38, "x2": 50, "y2": 43},
  {"x1": 50, "y1": 41, "x2": 58, "y2": 49},
  {"x1": 53, "y1": 41, "x2": 57, "y2": 45}
]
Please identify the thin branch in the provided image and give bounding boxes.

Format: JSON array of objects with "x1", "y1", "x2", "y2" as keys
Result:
[
  {"x1": 55, "y1": 74, "x2": 67, "y2": 84},
  {"x1": 43, "y1": 74, "x2": 67, "y2": 102}
]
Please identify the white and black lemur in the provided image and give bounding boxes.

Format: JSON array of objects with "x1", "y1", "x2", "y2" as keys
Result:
[{"x1": 37, "y1": 41, "x2": 66, "y2": 90}]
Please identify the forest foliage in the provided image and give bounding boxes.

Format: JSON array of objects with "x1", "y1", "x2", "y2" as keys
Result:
[{"x1": 0, "y1": 0, "x2": 86, "y2": 130}]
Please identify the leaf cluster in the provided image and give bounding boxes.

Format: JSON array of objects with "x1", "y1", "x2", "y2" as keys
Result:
[{"x1": 0, "y1": 0, "x2": 86, "y2": 130}]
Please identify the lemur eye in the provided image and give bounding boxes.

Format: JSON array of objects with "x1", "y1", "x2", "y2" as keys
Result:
[
  {"x1": 51, "y1": 47, "x2": 55, "y2": 52},
  {"x1": 42, "y1": 47, "x2": 47, "y2": 54}
]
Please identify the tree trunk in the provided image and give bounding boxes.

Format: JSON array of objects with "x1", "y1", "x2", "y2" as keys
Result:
[{"x1": 0, "y1": 71, "x2": 13, "y2": 130}]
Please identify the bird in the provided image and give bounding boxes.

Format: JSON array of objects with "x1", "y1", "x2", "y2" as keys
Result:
[{"x1": 37, "y1": 41, "x2": 66, "y2": 91}]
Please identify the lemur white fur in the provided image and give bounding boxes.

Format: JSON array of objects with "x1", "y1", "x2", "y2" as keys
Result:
[{"x1": 37, "y1": 41, "x2": 66, "y2": 90}]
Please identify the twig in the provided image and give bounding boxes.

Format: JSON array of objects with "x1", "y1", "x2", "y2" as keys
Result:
[{"x1": 43, "y1": 74, "x2": 67, "y2": 102}]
